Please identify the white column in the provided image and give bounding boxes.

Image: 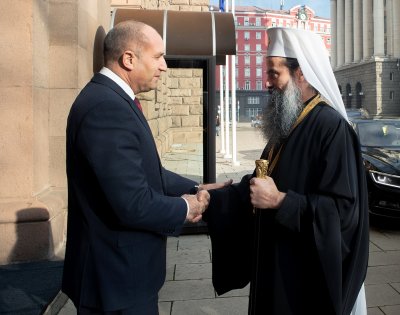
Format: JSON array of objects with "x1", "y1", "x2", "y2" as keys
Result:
[
  {"x1": 386, "y1": 0, "x2": 393, "y2": 57},
  {"x1": 363, "y1": 0, "x2": 373, "y2": 59},
  {"x1": 353, "y1": 0, "x2": 363, "y2": 62},
  {"x1": 393, "y1": 0, "x2": 400, "y2": 57},
  {"x1": 231, "y1": 0, "x2": 239, "y2": 166},
  {"x1": 345, "y1": 0, "x2": 353, "y2": 64},
  {"x1": 373, "y1": 0, "x2": 385, "y2": 56},
  {"x1": 219, "y1": 66, "x2": 225, "y2": 154},
  {"x1": 337, "y1": 0, "x2": 345, "y2": 66},
  {"x1": 224, "y1": 57, "x2": 231, "y2": 159},
  {"x1": 331, "y1": 0, "x2": 337, "y2": 68}
]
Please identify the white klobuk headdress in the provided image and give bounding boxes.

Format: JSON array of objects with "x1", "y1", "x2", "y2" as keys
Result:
[{"x1": 266, "y1": 27, "x2": 348, "y2": 120}]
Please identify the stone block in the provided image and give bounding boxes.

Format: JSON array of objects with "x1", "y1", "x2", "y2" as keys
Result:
[
  {"x1": 183, "y1": 97, "x2": 201, "y2": 105},
  {"x1": 179, "y1": 78, "x2": 202, "y2": 89},
  {"x1": 49, "y1": 1, "x2": 78, "y2": 46},
  {"x1": 0, "y1": 188, "x2": 67, "y2": 264},
  {"x1": 49, "y1": 136, "x2": 67, "y2": 188},
  {"x1": 182, "y1": 115, "x2": 200, "y2": 127},
  {"x1": 49, "y1": 89, "x2": 79, "y2": 137},
  {"x1": 170, "y1": 89, "x2": 192, "y2": 97},
  {"x1": 49, "y1": 45, "x2": 78, "y2": 89},
  {"x1": 33, "y1": 87, "x2": 50, "y2": 193},
  {"x1": 170, "y1": 105, "x2": 190, "y2": 116}
]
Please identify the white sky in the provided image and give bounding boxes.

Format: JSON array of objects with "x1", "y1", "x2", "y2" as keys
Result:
[{"x1": 210, "y1": 0, "x2": 330, "y2": 18}]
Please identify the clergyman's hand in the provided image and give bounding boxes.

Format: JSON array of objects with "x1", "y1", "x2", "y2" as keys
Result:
[
  {"x1": 249, "y1": 177, "x2": 286, "y2": 209},
  {"x1": 199, "y1": 179, "x2": 233, "y2": 191},
  {"x1": 182, "y1": 194, "x2": 206, "y2": 223},
  {"x1": 196, "y1": 190, "x2": 210, "y2": 210}
]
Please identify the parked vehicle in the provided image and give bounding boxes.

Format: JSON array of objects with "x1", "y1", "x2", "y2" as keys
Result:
[
  {"x1": 349, "y1": 117, "x2": 400, "y2": 221},
  {"x1": 346, "y1": 108, "x2": 370, "y2": 119}
]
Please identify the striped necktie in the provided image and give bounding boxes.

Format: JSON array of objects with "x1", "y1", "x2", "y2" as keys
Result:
[{"x1": 133, "y1": 98, "x2": 143, "y2": 112}]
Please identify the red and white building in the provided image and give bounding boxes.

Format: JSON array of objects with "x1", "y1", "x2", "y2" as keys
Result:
[{"x1": 214, "y1": 5, "x2": 331, "y2": 121}]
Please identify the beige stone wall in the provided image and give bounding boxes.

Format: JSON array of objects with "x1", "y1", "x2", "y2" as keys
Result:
[{"x1": 0, "y1": 0, "x2": 110, "y2": 264}]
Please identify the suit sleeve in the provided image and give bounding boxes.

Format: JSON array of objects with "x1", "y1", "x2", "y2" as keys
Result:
[{"x1": 75, "y1": 100, "x2": 187, "y2": 235}]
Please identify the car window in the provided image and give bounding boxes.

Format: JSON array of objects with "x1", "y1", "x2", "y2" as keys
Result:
[{"x1": 358, "y1": 121, "x2": 400, "y2": 147}]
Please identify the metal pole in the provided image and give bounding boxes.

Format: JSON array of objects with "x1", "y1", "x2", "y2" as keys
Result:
[
  {"x1": 219, "y1": 66, "x2": 225, "y2": 154},
  {"x1": 224, "y1": 0, "x2": 231, "y2": 159},
  {"x1": 231, "y1": 0, "x2": 239, "y2": 166}
]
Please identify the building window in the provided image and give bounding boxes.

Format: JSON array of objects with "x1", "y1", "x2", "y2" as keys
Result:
[
  {"x1": 244, "y1": 17, "x2": 249, "y2": 26},
  {"x1": 256, "y1": 80, "x2": 263, "y2": 90},
  {"x1": 256, "y1": 68, "x2": 262, "y2": 77},
  {"x1": 244, "y1": 44, "x2": 250, "y2": 52},
  {"x1": 244, "y1": 68, "x2": 250, "y2": 77},
  {"x1": 390, "y1": 91, "x2": 395, "y2": 100},
  {"x1": 390, "y1": 72, "x2": 394, "y2": 80},
  {"x1": 256, "y1": 32, "x2": 261, "y2": 40},
  {"x1": 245, "y1": 55, "x2": 250, "y2": 65},
  {"x1": 248, "y1": 96, "x2": 260, "y2": 104},
  {"x1": 244, "y1": 31, "x2": 250, "y2": 40},
  {"x1": 256, "y1": 44, "x2": 261, "y2": 52},
  {"x1": 256, "y1": 55, "x2": 263, "y2": 65},
  {"x1": 256, "y1": 17, "x2": 261, "y2": 26},
  {"x1": 246, "y1": 108, "x2": 262, "y2": 119},
  {"x1": 245, "y1": 80, "x2": 251, "y2": 90}
]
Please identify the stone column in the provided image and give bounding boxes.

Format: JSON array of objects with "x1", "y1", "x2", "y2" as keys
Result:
[
  {"x1": 331, "y1": 0, "x2": 337, "y2": 68},
  {"x1": 337, "y1": 0, "x2": 345, "y2": 66},
  {"x1": 345, "y1": 0, "x2": 353, "y2": 64},
  {"x1": 0, "y1": 0, "x2": 110, "y2": 264},
  {"x1": 353, "y1": 0, "x2": 363, "y2": 62},
  {"x1": 373, "y1": 0, "x2": 385, "y2": 56},
  {"x1": 393, "y1": 0, "x2": 400, "y2": 57},
  {"x1": 363, "y1": 0, "x2": 373, "y2": 59}
]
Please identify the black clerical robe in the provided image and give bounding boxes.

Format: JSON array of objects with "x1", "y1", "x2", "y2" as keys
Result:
[{"x1": 203, "y1": 102, "x2": 369, "y2": 315}]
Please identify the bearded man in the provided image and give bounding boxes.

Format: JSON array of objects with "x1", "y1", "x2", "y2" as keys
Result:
[{"x1": 203, "y1": 27, "x2": 369, "y2": 315}]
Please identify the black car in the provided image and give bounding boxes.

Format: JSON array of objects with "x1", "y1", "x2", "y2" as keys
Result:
[{"x1": 350, "y1": 117, "x2": 400, "y2": 221}]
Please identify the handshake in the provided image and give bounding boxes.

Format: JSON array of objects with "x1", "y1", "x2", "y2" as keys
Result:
[{"x1": 182, "y1": 179, "x2": 233, "y2": 223}]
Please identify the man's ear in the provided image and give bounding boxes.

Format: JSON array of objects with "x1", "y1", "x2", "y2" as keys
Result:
[
  {"x1": 295, "y1": 67, "x2": 305, "y2": 82},
  {"x1": 121, "y1": 50, "x2": 136, "y2": 70}
]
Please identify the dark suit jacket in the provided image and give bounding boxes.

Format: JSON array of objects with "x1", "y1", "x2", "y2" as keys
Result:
[{"x1": 62, "y1": 73, "x2": 197, "y2": 311}]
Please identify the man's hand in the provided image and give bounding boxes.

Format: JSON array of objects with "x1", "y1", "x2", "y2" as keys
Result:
[
  {"x1": 199, "y1": 179, "x2": 233, "y2": 191},
  {"x1": 249, "y1": 177, "x2": 286, "y2": 209},
  {"x1": 182, "y1": 193, "x2": 208, "y2": 223}
]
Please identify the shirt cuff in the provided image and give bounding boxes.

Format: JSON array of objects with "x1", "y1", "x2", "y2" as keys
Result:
[{"x1": 181, "y1": 197, "x2": 190, "y2": 218}]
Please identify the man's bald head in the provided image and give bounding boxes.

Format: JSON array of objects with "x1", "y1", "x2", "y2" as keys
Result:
[{"x1": 103, "y1": 20, "x2": 150, "y2": 66}]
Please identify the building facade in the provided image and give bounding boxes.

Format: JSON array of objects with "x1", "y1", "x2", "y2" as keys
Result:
[
  {"x1": 0, "y1": 0, "x2": 211, "y2": 265},
  {"x1": 331, "y1": 0, "x2": 400, "y2": 115},
  {"x1": 214, "y1": 5, "x2": 331, "y2": 121}
]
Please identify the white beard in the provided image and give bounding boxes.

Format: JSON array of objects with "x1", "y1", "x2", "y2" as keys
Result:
[{"x1": 261, "y1": 77, "x2": 304, "y2": 146}]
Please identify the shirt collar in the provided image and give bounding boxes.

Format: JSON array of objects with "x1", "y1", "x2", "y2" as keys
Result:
[{"x1": 99, "y1": 67, "x2": 136, "y2": 102}]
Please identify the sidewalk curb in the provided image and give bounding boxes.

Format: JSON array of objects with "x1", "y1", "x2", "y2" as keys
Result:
[{"x1": 43, "y1": 291, "x2": 69, "y2": 315}]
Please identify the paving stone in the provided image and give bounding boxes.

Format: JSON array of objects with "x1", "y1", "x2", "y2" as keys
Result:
[
  {"x1": 159, "y1": 279, "x2": 215, "y2": 301},
  {"x1": 216, "y1": 284, "x2": 250, "y2": 298},
  {"x1": 368, "y1": 251, "x2": 400, "y2": 266},
  {"x1": 365, "y1": 284, "x2": 400, "y2": 307},
  {"x1": 166, "y1": 264, "x2": 175, "y2": 281},
  {"x1": 369, "y1": 228, "x2": 400, "y2": 251},
  {"x1": 166, "y1": 249, "x2": 211, "y2": 266},
  {"x1": 380, "y1": 304, "x2": 400, "y2": 315},
  {"x1": 366, "y1": 307, "x2": 385, "y2": 315},
  {"x1": 175, "y1": 263, "x2": 212, "y2": 280},
  {"x1": 366, "y1": 265, "x2": 400, "y2": 284},
  {"x1": 171, "y1": 296, "x2": 248, "y2": 315},
  {"x1": 391, "y1": 282, "x2": 400, "y2": 293},
  {"x1": 178, "y1": 235, "x2": 211, "y2": 251},
  {"x1": 167, "y1": 237, "x2": 179, "y2": 250},
  {"x1": 159, "y1": 301, "x2": 172, "y2": 315}
]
